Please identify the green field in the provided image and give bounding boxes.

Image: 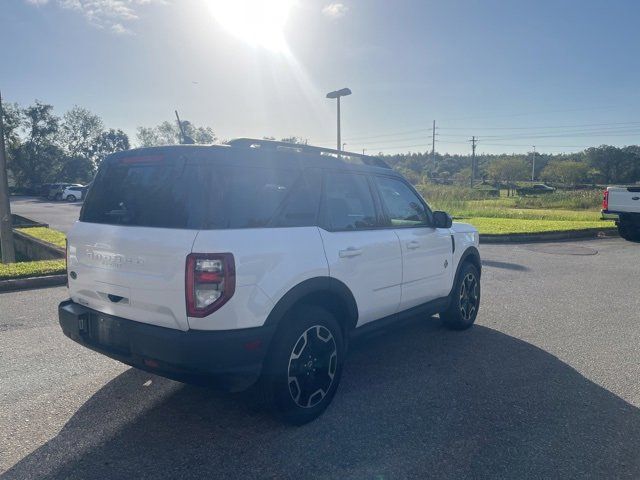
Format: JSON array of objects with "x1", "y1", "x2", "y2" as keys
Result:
[{"x1": 415, "y1": 184, "x2": 616, "y2": 235}]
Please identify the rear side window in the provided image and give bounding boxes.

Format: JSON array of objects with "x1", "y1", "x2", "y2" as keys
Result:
[
  {"x1": 272, "y1": 168, "x2": 322, "y2": 227},
  {"x1": 81, "y1": 157, "x2": 300, "y2": 229},
  {"x1": 323, "y1": 172, "x2": 377, "y2": 230}
]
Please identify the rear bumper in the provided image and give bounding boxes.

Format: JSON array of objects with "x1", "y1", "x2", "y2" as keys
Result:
[{"x1": 58, "y1": 299, "x2": 276, "y2": 392}]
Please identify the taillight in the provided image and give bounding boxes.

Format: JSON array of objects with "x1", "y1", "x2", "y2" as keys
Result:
[
  {"x1": 602, "y1": 189, "x2": 609, "y2": 211},
  {"x1": 186, "y1": 253, "x2": 235, "y2": 318}
]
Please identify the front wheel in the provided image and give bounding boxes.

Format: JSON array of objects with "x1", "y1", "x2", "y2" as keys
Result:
[
  {"x1": 261, "y1": 305, "x2": 344, "y2": 425},
  {"x1": 67, "y1": 194, "x2": 76, "y2": 202},
  {"x1": 440, "y1": 263, "x2": 481, "y2": 330}
]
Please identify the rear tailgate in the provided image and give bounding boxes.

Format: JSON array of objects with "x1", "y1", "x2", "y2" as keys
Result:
[
  {"x1": 68, "y1": 148, "x2": 219, "y2": 331},
  {"x1": 608, "y1": 187, "x2": 640, "y2": 214},
  {"x1": 67, "y1": 223, "x2": 196, "y2": 330}
]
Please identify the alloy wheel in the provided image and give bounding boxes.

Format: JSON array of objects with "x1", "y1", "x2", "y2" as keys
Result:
[
  {"x1": 287, "y1": 325, "x2": 338, "y2": 408},
  {"x1": 459, "y1": 272, "x2": 479, "y2": 321}
]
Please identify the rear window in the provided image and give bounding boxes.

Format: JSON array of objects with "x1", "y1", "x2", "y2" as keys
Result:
[{"x1": 81, "y1": 157, "x2": 303, "y2": 229}]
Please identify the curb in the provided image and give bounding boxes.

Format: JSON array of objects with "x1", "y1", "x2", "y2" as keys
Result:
[
  {"x1": 480, "y1": 227, "x2": 618, "y2": 244},
  {"x1": 0, "y1": 275, "x2": 67, "y2": 293}
]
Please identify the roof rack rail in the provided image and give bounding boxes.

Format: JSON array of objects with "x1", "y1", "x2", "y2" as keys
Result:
[{"x1": 227, "y1": 138, "x2": 391, "y2": 169}]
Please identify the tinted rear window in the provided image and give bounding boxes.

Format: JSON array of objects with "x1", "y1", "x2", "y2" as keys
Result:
[{"x1": 81, "y1": 157, "x2": 303, "y2": 229}]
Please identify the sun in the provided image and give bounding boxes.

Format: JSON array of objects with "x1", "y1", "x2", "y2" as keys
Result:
[{"x1": 208, "y1": 0, "x2": 295, "y2": 53}]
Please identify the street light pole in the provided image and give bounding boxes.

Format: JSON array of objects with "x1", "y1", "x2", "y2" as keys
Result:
[
  {"x1": 0, "y1": 90, "x2": 16, "y2": 263},
  {"x1": 326, "y1": 88, "x2": 352, "y2": 152},
  {"x1": 337, "y1": 97, "x2": 341, "y2": 152},
  {"x1": 531, "y1": 146, "x2": 536, "y2": 182}
]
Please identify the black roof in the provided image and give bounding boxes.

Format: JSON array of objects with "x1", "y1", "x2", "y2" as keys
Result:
[
  {"x1": 227, "y1": 138, "x2": 391, "y2": 169},
  {"x1": 106, "y1": 138, "x2": 397, "y2": 176}
]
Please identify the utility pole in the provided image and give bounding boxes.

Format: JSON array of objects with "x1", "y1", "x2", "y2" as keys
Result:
[
  {"x1": 362, "y1": 148, "x2": 366, "y2": 155},
  {"x1": 531, "y1": 145, "x2": 536, "y2": 182},
  {"x1": 469, "y1": 136, "x2": 478, "y2": 188},
  {"x1": 0, "y1": 90, "x2": 16, "y2": 263},
  {"x1": 431, "y1": 120, "x2": 436, "y2": 164}
]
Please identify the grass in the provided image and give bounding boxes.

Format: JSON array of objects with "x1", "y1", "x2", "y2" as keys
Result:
[
  {"x1": 16, "y1": 227, "x2": 66, "y2": 248},
  {"x1": 0, "y1": 259, "x2": 66, "y2": 280},
  {"x1": 415, "y1": 184, "x2": 616, "y2": 235},
  {"x1": 463, "y1": 217, "x2": 614, "y2": 235}
]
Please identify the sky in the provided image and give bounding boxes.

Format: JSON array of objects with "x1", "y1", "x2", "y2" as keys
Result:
[{"x1": 2, "y1": 0, "x2": 640, "y2": 155}]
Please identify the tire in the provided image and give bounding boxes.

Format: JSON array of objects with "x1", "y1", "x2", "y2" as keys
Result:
[
  {"x1": 618, "y1": 218, "x2": 640, "y2": 242},
  {"x1": 440, "y1": 262, "x2": 481, "y2": 330},
  {"x1": 67, "y1": 195, "x2": 76, "y2": 202},
  {"x1": 261, "y1": 305, "x2": 345, "y2": 425}
]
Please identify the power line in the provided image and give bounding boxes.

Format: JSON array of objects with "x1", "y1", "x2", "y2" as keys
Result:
[{"x1": 438, "y1": 120, "x2": 640, "y2": 130}]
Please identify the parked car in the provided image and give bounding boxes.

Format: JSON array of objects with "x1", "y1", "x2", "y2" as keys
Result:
[
  {"x1": 516, "y1": 183, "x2": 556, "y2": 195},
  {"x1": 48, "y1": 183, "x2": 83, "y2": 201},
  {"x1": 58, "y1": 139, "x2": 482, "y2": 424},
  {"x1": 602, "y1": 186, "x2": 640, "y2": 241},
  {"x1": 62, "y1": 185, "x2": 87, "y2": 202}
]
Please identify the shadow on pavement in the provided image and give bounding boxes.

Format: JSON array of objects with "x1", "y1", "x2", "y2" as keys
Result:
[
  {"x1": 4, "y1": 320, "x2": 639, "y2": 479},
  {"x1": 482, "y1": 259, "x2": 530, "y2": 271}
]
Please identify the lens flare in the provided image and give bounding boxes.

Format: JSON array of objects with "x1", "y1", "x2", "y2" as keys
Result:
[{"x1": 208, "y1": 0, "x2": 295, "y2": 53}]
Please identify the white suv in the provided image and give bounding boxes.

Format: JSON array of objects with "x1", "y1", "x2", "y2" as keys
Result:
[{"x1": 59, "y1": 139, "x2": 481, "y2": 424}]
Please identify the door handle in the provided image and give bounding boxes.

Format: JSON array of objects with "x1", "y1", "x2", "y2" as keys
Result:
[
  {"x1": 339, "y1": 247, "x2": 363, "y2": 258},
  {"x1": 406, "y1": 240, "x2": 420, "y2": 250}
]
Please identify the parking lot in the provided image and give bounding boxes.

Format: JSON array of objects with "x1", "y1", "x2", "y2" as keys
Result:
[
  {"x1": 1, "y1": 238, "x2": 639, "y2": 479},
  {"x1": 10, "y1": 196, "x2": 81, "y2": 233}
]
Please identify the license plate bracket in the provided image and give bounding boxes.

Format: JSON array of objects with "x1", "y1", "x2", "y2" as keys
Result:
[{"x1": 87, "y1": 313, "x2": 131, "y2": 355}]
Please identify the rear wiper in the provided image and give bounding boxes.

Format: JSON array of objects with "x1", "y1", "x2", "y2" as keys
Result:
[{"x1": 105, "y1": 209, "x2": 129, "y2": 217}]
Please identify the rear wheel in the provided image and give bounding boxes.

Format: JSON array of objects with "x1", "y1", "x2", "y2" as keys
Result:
[
  {"x1": 618, "y1": 216, "x2": 640, "y2": 242},
  {"x1": 261, "y1": 305, "x2": 344, "y2": 425},
  {"x1": 440, "y1": 262, "x2": 481, "y2": 330}
]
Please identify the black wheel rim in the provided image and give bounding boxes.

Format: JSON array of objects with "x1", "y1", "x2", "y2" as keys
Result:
[
  {"x1": 287, "y1": 325, "x2": 338, "y2": 409},
  {"x1": 459, "y1": 272, "x2": 479, "y2": 321}
]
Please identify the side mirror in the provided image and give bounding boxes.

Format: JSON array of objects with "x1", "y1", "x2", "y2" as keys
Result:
[{"x1": 433, "y1": 211, "x2": 453, "y2": 229}]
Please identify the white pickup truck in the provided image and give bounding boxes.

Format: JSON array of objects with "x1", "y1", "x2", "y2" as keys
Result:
[{"x1": 603, "y1": 187, "x2": 640, "y2": 241}]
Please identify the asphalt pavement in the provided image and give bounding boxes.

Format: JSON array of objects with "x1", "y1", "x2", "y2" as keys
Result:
[
  {"x1": 1, "y1": 238, "x2": 639, "y2": 479},
  {"x1": 9, "y1": 196, "x2": 81, "y2": 233}
]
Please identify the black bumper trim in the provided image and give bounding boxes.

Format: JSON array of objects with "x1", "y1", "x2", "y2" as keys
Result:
[{"x1": 58, "y1": 300, "x2": 275, "y2": 391}]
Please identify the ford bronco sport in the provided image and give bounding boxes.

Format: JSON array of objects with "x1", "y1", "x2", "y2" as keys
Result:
[{"x1": 59, "y1": 139, "x2": 481, "y2": 424}]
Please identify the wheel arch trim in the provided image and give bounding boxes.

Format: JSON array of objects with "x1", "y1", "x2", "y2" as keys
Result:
[
  {"x1": 449, "y1": 246, "x2": 481, "y2": 297},
  {"x1": 263, "y1": 277, "x2": 359, "y2": 332}
]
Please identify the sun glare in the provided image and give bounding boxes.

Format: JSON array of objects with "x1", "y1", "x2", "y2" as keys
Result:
[{"x1": 208, "y1": 0, "x2": 295, "y2": 53}]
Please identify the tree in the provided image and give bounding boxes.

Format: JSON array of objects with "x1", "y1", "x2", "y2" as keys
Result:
[
  {"x1": 486, "y1": 157, "x2": 529, "y2": 196},
  {"x1": 60, "y1": 106, "x2": 104, "y2": 159},
  {"x1": 584, "y1": 145, "x2": 636, "y2": 184},
  {"x1": 9, "y1": 101, "x2": 64, "y2": 188},
  {"x1": 136, "y1": 119, "x2": 215, "y2": 147},
  {"x1": 541, "y1": 160, "x2": 590, "y2": 186},
  {"x1": 93, "y1": 129, "x2": 130, "y2": 165}
]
